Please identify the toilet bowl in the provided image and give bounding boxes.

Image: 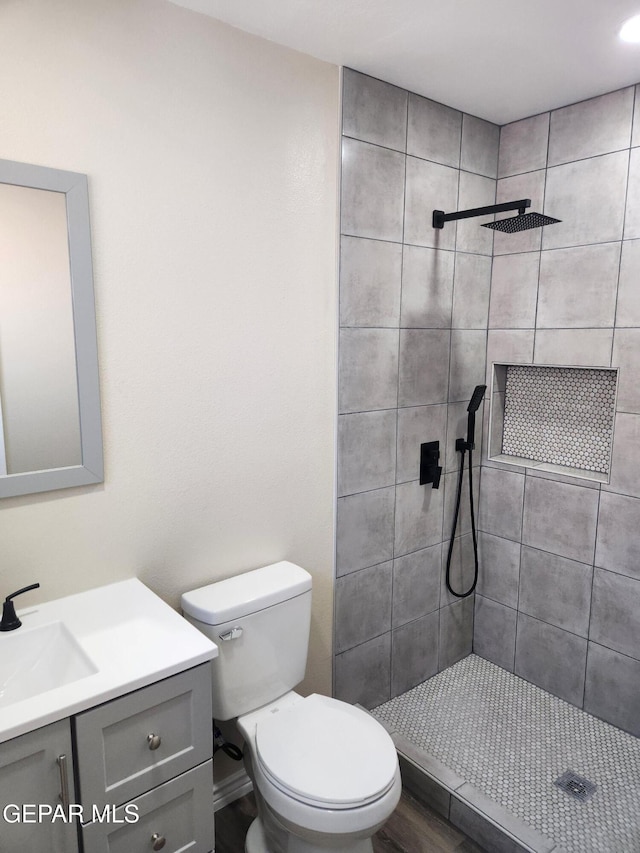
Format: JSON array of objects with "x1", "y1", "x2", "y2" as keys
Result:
[
  {"x1": 238, "y1": 692, "x2": 401, "y2": 852},
  {"x1": 181, "y1": 561, "x2": 401, "y2": 853}
]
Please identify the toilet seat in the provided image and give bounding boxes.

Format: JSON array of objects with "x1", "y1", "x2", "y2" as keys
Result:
[{"x1": 254, "y1": 694, "x2": 398, "y2": 810}]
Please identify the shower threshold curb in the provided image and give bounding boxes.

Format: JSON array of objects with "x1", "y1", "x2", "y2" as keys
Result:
[{"x1": 375, "y1": 719, "x2": 569, "y2": 853}]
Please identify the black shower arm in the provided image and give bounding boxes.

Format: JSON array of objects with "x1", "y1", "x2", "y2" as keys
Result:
[{"x1": 432, "y1": 199, "x2": 531, "y2": 229}]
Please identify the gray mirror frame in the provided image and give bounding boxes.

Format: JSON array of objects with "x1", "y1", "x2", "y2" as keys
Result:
[{"x1": 0, "y1": 159, "x2": 103, "y2": 498}]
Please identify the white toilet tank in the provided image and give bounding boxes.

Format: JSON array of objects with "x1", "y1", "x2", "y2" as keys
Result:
[{"x1": 181, "y1": 561, "x2": 312, "y2": 721}]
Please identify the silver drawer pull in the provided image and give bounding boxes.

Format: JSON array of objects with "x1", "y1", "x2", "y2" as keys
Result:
[
  {"x1": 147, "y1": 733, "x2": 162, "y2": 750},
  {"x1": 218, "y1": 626, "x2": 243, "y2": 641},
  {"x1": 57, "y1": 754, "x2": 70, "y2": 810},
  {"x1": 151, "y1": 833, "x2": 166, "y2": 851}
]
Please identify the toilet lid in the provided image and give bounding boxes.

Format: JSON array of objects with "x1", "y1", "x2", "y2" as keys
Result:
[{"x1": 255, "y1": 694, "x2": 397, "y2": 808}]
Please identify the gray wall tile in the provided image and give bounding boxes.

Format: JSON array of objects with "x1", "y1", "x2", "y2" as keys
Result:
[
  {"x1": 391, "y1": 611, "x2": 439, "y2": 695},
  {"x1": 616, "y1": 239, "x2": 640, "y2": 326},
  {"x1": 474, "y1": 595, "x2": 517, "y2": 672},
  {"x1": 522, "y1": 477, "x2": 599, "y2": 564},
  {"x1": 334, "y1": 632, "x2": 391, "y2": 709},
  {"x1": 584, "y1": 643, "x2": 640, "y2": 736},
  {"x1": 341, "y1": 137, "x2": 406, "y2": 241},
  {"x1": 335, "y1": 562, "x2": 393, "y2": 652},
  {"x1": 451, "y1": 252, "x2": 492, "y2": 329},
  {"x1": 399, "y1": 328, "x2": 450, "y2": 406},
  {"x1": 400, "y1": 245, "x2": 454, "y2": 328},
  {"x1": 336, "y1": 487, "x2": 395, "y2": 576},
  {"x1": 498, "y1": 113, "x2": 550, "y2": 178},
  {"x1": 394, "y1": 479, "x2": 444, "y2": 556},
  {"x1": 595, "y1": 490, "x2": 640, "y2": 580},
  {"x1": 633, "y1": 84, "x2": 640, "y2": 148},
  {"x1": 340, "y1": 236, "x2": 402, "y2": 327},
  {"x1": 478, "y1": 466, "x2": 525, "y2": 541},
  {"x1": 489, "y1": 252, "x2": 540, "y2": 329},
  {"x1": 548, "y1": 87, "x2": 634, "y2": 166},
  {"x1": 439, "y1": 597, "x2": 474, "y2": 670},
  {"x1": 455, "y1": 171, "x2": 495, "y2": 256},
  {"x1": 461, "y1": 114, "x2": 500, "y2": 178},
  {"x1": 533, "y1": 328, "x2": 613, "y2": 367},
  {"x1": 542, "y1": 151, "x2": 628, "y2": 249},
  {"x1": 590, "y1": 568, "x2": 640, "y2": 660},
  {"x1": 338, "y1": 327, "x2": 399, "y2": 413},
  {"x1": 604, "y1": 412, "x2": 640, "y2": 498},
  {"x1": 519, "y1": 546, "x2": 592, "y2": 637},
  {"x1": 537, "y1": 243, "x2": 620, "y2": 328},
  {"x1": 396, "y1": 404, "x2": 447, "y2": 484},
  {"x1": 624, "y1": 147, "x2": 640, "y2": 239},
  {"x1": 337, "y1": 410, "x2": 397, "y2": 496},
  {"x1": 392, "y1": 544, "x2": 442, "y2": 626},
  {"x1": 405, "y1": 156, "x2": 459, "y2": 250},
  {"x1": 476, "y1": 532, "x2": 521, "y2": 608},
  {"x1": 448, "y1": 330, "x2": 487, "y2": 403},
  {"x1": 486, "y1": 330, "x2": 535, "y2": 369},
  {"x1": 515, "y1": 612, "x2": 587, "y2": 707},
  {"x1": 407, "y1": 93, "x2": 462, "y2": 167},
  {"x1": 612, "y1": 328, "x2": 640, "y2": 412},
  {"x1": 342, "y1": 68, "x2": 408, "y2": 151}
]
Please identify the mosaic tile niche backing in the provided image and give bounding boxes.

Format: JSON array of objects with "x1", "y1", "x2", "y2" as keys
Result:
[{"x1": 501, "y1": 366, "x2": 616, "y2": 474}]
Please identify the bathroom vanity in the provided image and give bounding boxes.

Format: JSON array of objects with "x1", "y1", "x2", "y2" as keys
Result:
[{"x1": 0, "y1": 579, "x2": 218, "y2": 853}]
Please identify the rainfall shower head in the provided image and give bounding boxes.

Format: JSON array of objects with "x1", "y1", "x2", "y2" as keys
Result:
[
  {"x1": 433, "y1": 199, "x2": 561, "y2": 232},
  {"x1": 481, "y1": 212, "x2": 561, "y2": 233}
]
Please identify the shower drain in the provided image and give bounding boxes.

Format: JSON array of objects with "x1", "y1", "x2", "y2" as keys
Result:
[{"x1": 554, "y1": 770, "x2": 597, "y2": 802}]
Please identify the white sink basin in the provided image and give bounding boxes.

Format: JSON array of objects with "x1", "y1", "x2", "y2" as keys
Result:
[
  {"x1": 0, "y1": 621, "x2": 97, "y2": 707},
  {"x1": 0, "y1": 578, "x2": 217, "y2": 743}
]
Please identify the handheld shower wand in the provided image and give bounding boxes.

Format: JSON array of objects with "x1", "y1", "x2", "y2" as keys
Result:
[
  {"x1": 465, "y1": 383, "x2": 487, "y2": 449},
  {"x1": 446, "y1": 384, "x2": 486, "y2": 598}
]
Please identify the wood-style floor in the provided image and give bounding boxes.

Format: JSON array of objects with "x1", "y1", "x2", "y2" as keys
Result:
[{"x1": 215, "y1": 791, "x2": 485, "y2": 853}]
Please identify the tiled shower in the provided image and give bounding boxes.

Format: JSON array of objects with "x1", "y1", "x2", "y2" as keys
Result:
[
  {"x1": 335, "y1": 67, "x2": 640, "y2": 734},
  {"x1": 334, "y1": 67, "x2": 640, "y2": 852}
]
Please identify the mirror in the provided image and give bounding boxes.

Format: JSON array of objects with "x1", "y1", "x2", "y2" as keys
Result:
[{"x1": 0, "y1": 159, "x2": 103, "y2": 498}]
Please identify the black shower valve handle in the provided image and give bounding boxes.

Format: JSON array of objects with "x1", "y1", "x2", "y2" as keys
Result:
[
  {"x1": 419, "y1": 441, "x2": 442, "y2": 489},
  {"x1": 0, "y1": 582, "x2": 40, "y2": 631}
]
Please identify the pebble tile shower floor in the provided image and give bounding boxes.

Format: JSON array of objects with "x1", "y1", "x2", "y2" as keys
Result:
[{"x1": 373, "y1": 655, "x2": 640, "y2": 853}]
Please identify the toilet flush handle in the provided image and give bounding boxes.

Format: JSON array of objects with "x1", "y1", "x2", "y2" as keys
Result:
[{"x1": 218, "y1": 626, "x2": 243, "y2": 642}]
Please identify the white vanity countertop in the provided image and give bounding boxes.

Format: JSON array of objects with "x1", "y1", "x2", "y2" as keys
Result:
[{"x1": 0, "y1": 578, "x2": 218, "y2": 743}]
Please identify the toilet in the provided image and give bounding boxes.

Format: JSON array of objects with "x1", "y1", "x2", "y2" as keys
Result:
[{"x1": 181, "y1": 561, "x2": 401, "y2": 853}]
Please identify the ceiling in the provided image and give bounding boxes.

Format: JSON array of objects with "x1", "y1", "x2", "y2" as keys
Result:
[{"x1": 170, "y1": 0, "x2": 640, "y2": 124}]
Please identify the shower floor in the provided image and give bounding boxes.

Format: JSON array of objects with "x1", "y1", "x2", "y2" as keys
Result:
[{"x1": 372, "y1": 655, "x2": 640, "y2": 853}]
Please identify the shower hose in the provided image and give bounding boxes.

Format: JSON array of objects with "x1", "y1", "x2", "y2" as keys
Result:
[{"x1": 445, "y1": 440, "x2": 479, "y2": 599}]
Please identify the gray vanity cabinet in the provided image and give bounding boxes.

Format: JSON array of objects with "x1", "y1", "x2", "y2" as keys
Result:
[
  {"x1": 0, "y1": 663, "x2": 214, "y2": 853},
  {"x1": 75, "y1": 663, "x2": 214, "y2": 853},
  {"x1": 0, "y1": 718, "x2": 79, "y2": 853}
]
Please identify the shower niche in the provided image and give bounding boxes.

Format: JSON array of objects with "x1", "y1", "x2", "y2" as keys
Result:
[{"x1": 488, "y1": 363, "x2": 618, "y2": 483}]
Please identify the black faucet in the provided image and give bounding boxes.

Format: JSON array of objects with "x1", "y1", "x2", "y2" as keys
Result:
[{"x1": 0, "y1": 583, "x2": 40, "y2": 631}]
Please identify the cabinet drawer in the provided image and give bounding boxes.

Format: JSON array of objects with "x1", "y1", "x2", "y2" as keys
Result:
[
  {"x1": 75, "y1": 664, "x2": 212, "y2": 810},
  {"x1": 81, "y1": 760, "x2": 214, "y2": 853}
]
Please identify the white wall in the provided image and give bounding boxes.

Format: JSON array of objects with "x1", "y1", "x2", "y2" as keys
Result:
[{"x1": 0, "y1": 0, "x2": 339, "y2": 699}]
